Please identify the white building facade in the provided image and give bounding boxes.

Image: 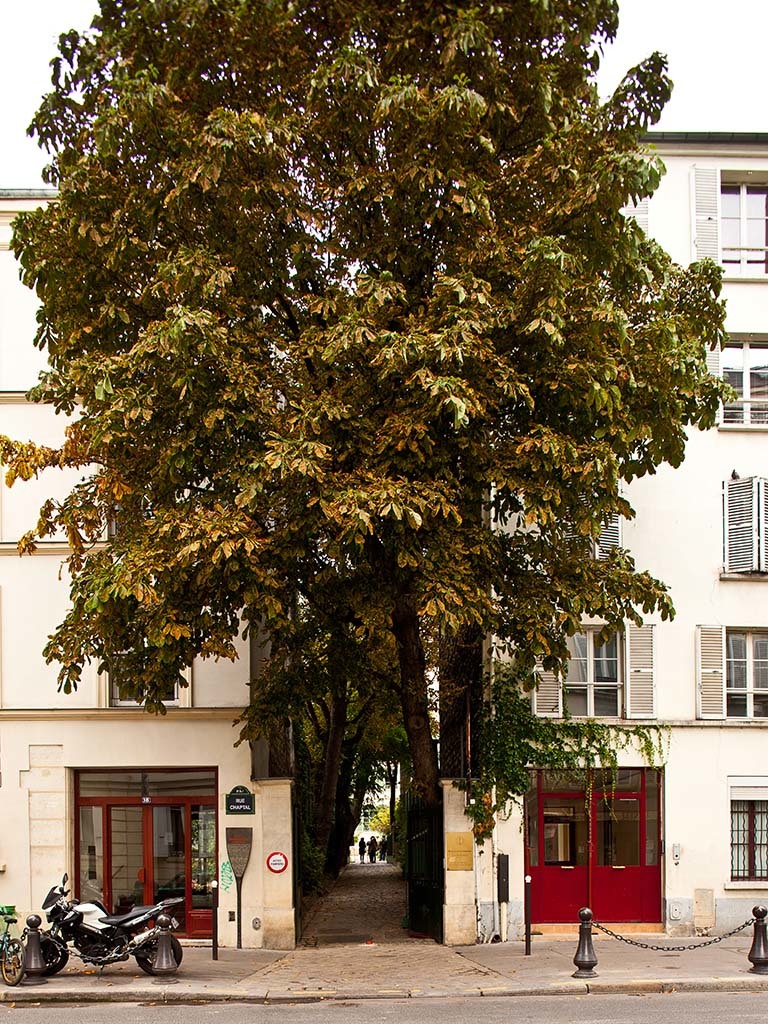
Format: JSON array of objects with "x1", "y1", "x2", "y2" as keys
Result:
[
  {"x1": 464, "y1": 133, "x2": 768, "y2": 942},
  {"x1": 0, "y1": 190, "x2": 296, "y2": 950}
]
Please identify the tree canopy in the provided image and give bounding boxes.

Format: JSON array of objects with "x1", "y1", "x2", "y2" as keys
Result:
[{"x1": 3, "y1": 0, "x2": 727, "y2": 808}]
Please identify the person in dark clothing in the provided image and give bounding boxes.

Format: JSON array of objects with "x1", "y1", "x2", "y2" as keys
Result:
[
  {"x1": 368, "y1": 836, "x2": 378, "y2": 863},
  {"x1": 379, "y1": 837, "x2": 388, "y2": 861},
  {"x1": 358, "y1": 837, "x2": 366, "y2": 863}
]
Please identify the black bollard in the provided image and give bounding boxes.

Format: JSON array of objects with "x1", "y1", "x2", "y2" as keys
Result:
[
  {"x1": 22, "y1": 915, "x2": 48, "y2": 983},
  {"x1": 572, "y1": 907, "x2": 598, "y2": 978},
  {"x1": 151, "y1": 914, "x2": 179, "y2": 980},
  {"x1": 748, "y1": 905, "x2": 768, "y2": 975}
]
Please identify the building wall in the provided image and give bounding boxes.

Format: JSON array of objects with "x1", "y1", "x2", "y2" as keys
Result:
[{"x1": 0, "y1": 194, "x2": 295, "y2": 949}]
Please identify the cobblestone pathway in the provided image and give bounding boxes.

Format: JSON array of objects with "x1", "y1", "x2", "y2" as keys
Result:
[
  {"x1": 253, "y1": 862, "x2": 504, "y2": 997},
  {"x1": 301, "y1": 862, "x2": 408, "y2": 945}
]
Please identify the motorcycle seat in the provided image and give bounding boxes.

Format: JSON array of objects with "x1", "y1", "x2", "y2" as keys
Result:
[{"x1": 99, "y1": 905, "x2": 156, "y2": 926}]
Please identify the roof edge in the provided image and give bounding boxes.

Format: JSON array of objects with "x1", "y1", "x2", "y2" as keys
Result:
[{"x1": 642, "y1": 132, "x2": 768, "y2": 146}]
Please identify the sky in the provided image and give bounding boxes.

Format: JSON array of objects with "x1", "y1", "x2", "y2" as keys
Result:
[{"x1": 1, "y1": 0, "x2": 766, "y2": 188}]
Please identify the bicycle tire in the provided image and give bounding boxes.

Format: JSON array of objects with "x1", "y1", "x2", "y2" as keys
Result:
[{"x1": 1, "y1": 938, "x2": 25, "y2": 986}]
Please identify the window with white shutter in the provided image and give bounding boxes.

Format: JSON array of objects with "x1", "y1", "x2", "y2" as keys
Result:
[
  {"x1": 622, "y1": 196, "x2": 649, "y2": 235},
  {"x1": 597, "y1": 514, "x2": 621, "y2": 560},
  {"x1": 692, "y1": 166, "x2": 720, "y2": 263},
  {"x1": 625, "y1": 624, "x2": 655, "y2": 719},
  {"x1": 533, "y1": 664, "x2": 562, "y2": 717},
  {"x1": 723, "y1": 477, "x2": 766, "y2": 573},
  {"x1": 697, "y1": 625, "x2": 726, "y2": 719}
]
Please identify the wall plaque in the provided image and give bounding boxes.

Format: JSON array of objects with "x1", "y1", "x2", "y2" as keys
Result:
[{"x1": 446, "y1": 831, "x2": 474, "y2": 871}]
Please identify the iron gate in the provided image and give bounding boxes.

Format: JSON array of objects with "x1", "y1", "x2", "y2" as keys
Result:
[{"x1": 404, "y1": 789, "x2": 444, "y2": 943}]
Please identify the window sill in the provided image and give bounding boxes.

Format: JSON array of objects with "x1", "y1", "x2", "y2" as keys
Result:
[
  {"x1": 724, "y1": 880, "x2": 768, "y2": 890},
  {"x1": 718, "y1": 423, "x2": 768, "y2": 432},
  {"x1": 720, "y1": 572, "x2": 768, "y2": 582},
  {"x1": 722, "y1": 275, "x2": 768, "y2": 284}
]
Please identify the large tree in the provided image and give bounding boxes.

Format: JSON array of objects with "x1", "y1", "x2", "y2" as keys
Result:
[{"x1": 4, "y1": 0, "x2": 726, "y2": 805}]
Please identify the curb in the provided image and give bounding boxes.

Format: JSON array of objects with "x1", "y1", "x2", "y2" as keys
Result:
[{"x1": 3, "y1": 975, "x2": 768, "y2": 1003}]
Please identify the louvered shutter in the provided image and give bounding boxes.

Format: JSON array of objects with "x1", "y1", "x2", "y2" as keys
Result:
[
  {"x1": 706, "y1": 346, "x2": 721, "y2": 377},
  {"x1": 692, "y1": 167, "x2": 720, "y2": 262},
  {"x1": 760, "y1": 480, "x2": 768, "y2": 573},
  {"x1": 597, "y1": 514, "x2": 621, "y2": 559},
  {"x1": 697, "y1": 625, "x2": 726, "y2": 719},
  {"x1": 623, "y1": 196, "x2": 649, "y2": 235},
  {"x1": 724, "y1": 477, "x2": 759, "y2": 573},
  {"x1": 625, "y1": 624, "x2": 655, "y2": 719},
  {"x1": 533, "y1": 663, "x2": 562, "y2": 717}
]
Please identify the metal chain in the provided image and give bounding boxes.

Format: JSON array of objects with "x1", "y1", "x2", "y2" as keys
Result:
[{"x1": 592, "y1": 917, "x2": 755, "y2": 952}]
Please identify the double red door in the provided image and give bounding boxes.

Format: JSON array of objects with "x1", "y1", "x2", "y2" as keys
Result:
[{"x1": 526, "y1": 769, "x2": 661, "y2": 923}]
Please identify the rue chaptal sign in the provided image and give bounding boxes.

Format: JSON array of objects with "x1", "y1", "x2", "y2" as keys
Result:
[{"x1": 226, "y1": 785, "x2": 255, "y2": 815}]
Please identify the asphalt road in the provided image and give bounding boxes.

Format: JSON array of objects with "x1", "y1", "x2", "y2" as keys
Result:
[{"x1": 0, "y1": 994, "x2": 764, "y2": 1023}]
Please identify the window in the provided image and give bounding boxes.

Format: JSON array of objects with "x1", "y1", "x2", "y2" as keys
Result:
[
  {"x1": 107, "y1": 652, "x2": 181, "y2": 707},
  {"x1": 726, "y1": 631, "x2": 768, "y2": 717},
  {"x1": 731, "y1": 800, "x2": 768, "y2": 881},
  {"x1": 722, "y1": 341, "x2": 768, "y2": 424},
  {"x1": 721, "y1": 182, "x2": 768, "y2": 275},
  {"x1": 563, "y1": 631, "x2": 622, "y2": 717},
  {"x1": 723, "y1": 477, "x2": 768, "y2": 574}
]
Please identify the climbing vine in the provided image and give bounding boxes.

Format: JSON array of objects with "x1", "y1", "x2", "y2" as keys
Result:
[{"x1": 461, "y1": 663, "x2": 667, "y2": 840}]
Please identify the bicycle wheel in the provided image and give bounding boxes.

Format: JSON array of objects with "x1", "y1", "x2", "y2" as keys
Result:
[{"x1": 1, "y1": 938, "x2": 25, "y2": 986}]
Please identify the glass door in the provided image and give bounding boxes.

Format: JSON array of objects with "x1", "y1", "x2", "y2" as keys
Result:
[
  {"x1": 109, "y1": 806, "x2": 146, "y2": 914},
  {"x1": 153, "y1": 806, "x2": 186, "y2": 932}
]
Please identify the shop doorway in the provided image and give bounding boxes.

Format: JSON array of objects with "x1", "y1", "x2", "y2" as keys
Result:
[
  {"x1": 76, "y1": 769, "x2": 217, "y2": 937},
  {"x1": 525, "y1": 768, "x2": 661, "y2": 923}
]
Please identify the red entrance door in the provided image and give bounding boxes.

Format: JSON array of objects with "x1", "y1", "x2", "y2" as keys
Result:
[
  {"x1": 527, "y1": 769, "x2": 661, "y2": 923},
  {"x1": 76, "y1": 770, "x2": 217, "y2": 938}
]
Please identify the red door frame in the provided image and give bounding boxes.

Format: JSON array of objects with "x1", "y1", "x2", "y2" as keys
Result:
[
  {"x1": 74, "y1": 770, "x2": 217, "y2": 938},
  {"x1": 526, "y1": 769, "x2": 661, "y2": 923}
]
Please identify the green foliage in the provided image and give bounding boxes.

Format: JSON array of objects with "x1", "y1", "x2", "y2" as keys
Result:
[
  {"x1": 1, "y1": 0, "x2": 728, "y2": 799},
  {"x1": 368, "y1": 805, "x2": 391, "y2": 836},
  {"x1": 463, "y1": 662, "x2": 666, "y2": 839}
]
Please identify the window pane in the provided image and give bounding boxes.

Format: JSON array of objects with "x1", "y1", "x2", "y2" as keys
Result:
[
  {"x1": 727, "y1": 632, "x2": 747, "y2": 688},
  {"x1": 745, "y1": 186, "x2": 768, "y2": 217},
  {"x1": 543, "y1": 799, "x2": 588, "y2": 866},
  {"x1": 594, "y1": 687, "x2": 619, "y2": 716},
  {"x1": 752, "y1": 693, "x2": 768, "y2": 718},
  {"x1": 720, "y1": 185, "x2": 741, "y2": 218},
  {"x1": 721, "y1": 218, "x2": 741, "y2": 249},
  {"x1": 566, "y1": 634, "x2": 588, "y2": 682},
  {"x1": 645, "y1": 771, "x2": 659, "y2": 866},
  {"x1": 154, "y1": 805, "x2": 186, "y2": 932},
  {"x1": 191, "y1": 805, "x2": 216, "y2": 910},
  {"x1": 731, "y1": 800, "x2": 749, "y2": 879},
  {"x1": 540, "y1": 770, "x2": 584, "y2": 792},
  {"x1": 593, "y1": 633, "x2": 619, "y2": 683},
  {"x1": 78, "y1": 807, "x2": 104, "y2": 906},
  {"x1": 727, "y1": 693, "x2": 748, "y2": 717},
  {"x1": 564, "y1": 686, "x2": 588, "y2": 716},
  {"x1": 755, "y1": 802, "x2": 768, "y2": 879},
  {"x1": 753, "y1": 635, "x2": 768, "y2": 687},
  {"x1": 525, "y1": 786, "x2": 539, "y2": 867},
  {"x1": 597, "y1": 797, "x2": 640, "y2": 866}
]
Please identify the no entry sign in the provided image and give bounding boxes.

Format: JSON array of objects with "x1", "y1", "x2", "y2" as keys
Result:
[{"x1": 266, "y1": 850, "x2": 288, "y2": 874}]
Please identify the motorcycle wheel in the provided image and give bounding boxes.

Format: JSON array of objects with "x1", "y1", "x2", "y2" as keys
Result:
[
  {"x1": 40, "y1": 934, "x2": 69, "y2": 976},
  {"x1": 134, "y1": 935, "x2": 183, "y2": 976},
  {"x1": 1, "y1": 939, "x2": 25, "y2": 986}
]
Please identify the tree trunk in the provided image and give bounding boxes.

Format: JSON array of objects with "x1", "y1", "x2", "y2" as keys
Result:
[
  {"x1": 327, "y1": 749, "x2": 367, "y2": 876},
  {"x1": 313, "y1": 688, "x2": 348, "y2": 861},
  {"x1": 392, "y1": 593, "x2": 441, "y2": 805}
]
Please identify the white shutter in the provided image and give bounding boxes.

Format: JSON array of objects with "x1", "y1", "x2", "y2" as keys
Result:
[
  {"x1": 533, "y1": 663, "x2": 562, "y2": 717},
  {"x1": 692, "y1": 166, "x2": 720, "y2": 263},
  {"x1": 597, "y1": 514, "x2": 622, "y2": 559},
  {"x1": 760, "y1": 479, "x2": 768, "y2": 573},
  {"x1": 724, "y1": 477, "x2": 759, "y2": 573},
  {"x1": 625, "y1": 624, "x2": 655, "y2": 719},
  {"x1": 623, "y1": 196, "x2": 649, "y2": 235},
  {"x1": 696, "y1": 625, "x2": 725, "y2": 719},
  {"x1": 706, "y1": 346, "x2": 721, "y2": 377}
]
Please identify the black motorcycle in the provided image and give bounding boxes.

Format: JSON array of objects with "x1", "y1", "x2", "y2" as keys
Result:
[{"x1": 39, "y1": 874, "x2": 183, "y2": 976}]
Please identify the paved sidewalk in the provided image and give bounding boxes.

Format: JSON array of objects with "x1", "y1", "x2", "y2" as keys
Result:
[{"x1": 3, "y1": 862, "x2": 768, "y2": 1003}]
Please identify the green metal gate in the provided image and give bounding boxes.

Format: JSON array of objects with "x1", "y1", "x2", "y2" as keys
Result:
[{"x1": 404, "y1": 790, "x2": 444, "y2": 943}]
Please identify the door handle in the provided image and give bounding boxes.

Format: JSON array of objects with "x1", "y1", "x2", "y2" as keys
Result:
[
  {"x1": 611, "y1": 865, "x2": 626, "y2": 870},
  {"x1": 560, "y1": 865, "x2": 575, "y2": 870}
]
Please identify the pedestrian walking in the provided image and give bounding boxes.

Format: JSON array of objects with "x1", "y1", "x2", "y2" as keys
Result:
[
  {"x1": 380, "y1": 837, "x2": 388, "y2": 861},
  {"x1": 368, "y1": 835, "x2": 378, "y2": 863},
  {"x1": 358, "y1": 836, "x2": 366, "y2": 863}
]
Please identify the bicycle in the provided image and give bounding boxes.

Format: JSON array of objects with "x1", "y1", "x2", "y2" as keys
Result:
[{"x1": 0, "y1": 914, "x2": 24, "y2": 986}]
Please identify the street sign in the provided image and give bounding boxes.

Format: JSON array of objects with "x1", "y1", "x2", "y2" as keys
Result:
[
  {"x1": 266, "y1": 851, "x2": 288, "y2": 874},
  {"x1": 226, "y1": 785, "x2": 255, "y2": 815}
]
